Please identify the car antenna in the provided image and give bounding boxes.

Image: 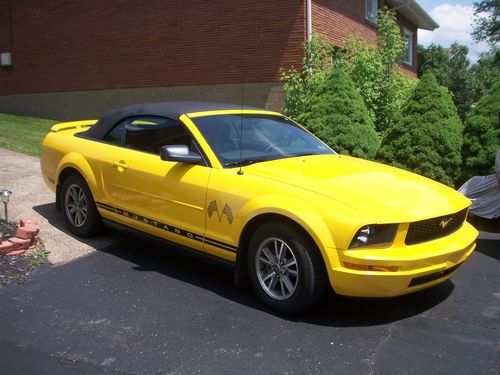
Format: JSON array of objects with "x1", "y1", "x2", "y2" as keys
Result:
[{"x1": 237, "y1": 83, "x2": 244, "y2": 175}]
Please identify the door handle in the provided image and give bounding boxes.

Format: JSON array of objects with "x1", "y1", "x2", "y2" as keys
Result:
[{"x1": 112, "y1": 160, "x2": 128, "y2": 170}]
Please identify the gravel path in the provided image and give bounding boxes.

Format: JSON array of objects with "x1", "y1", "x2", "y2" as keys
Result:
[{"x1": 0, "y1": 148, "x2": 118, "y2": 264}]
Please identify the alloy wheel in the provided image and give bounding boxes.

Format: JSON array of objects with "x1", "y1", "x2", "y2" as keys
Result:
[
  {"x1": 255, "y1": 237, "x2": 299, "y2": 300},
  {"x1": 64, "y1": 183, "x2": 88, "y2": 227}
]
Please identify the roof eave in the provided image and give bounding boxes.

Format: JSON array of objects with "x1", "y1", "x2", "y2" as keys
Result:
[{"x1": 387, "y1": 0, "x2": 439, "y2": 31}]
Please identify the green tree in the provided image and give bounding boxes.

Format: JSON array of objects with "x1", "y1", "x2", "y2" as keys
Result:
[
  {"x1": 281, "y1": 9, "x2": 414, "y2": 137},
  {"x1": 338, "y1": 9, "x2": 409, "y2": 135},
  {"x1": 297, "y1": 69, "x2": 379, "y2": 159},
  {"x1": 469, "y1": 49, "x2": 500, "y2": 104},
  {"x1": 378, "y1": 73, "x2": 463, "y2": 186},
  {"x1": 417, "y1": 43, "x2": 472, "y2": 120},
  {"x1": 417, "y1": 44, "x2": 450, "y2": 83},
  {"x1": 280, "y1": 35, "x2": 335, "y2": 120},
  {"x1": 462, "y1": 82, "x2": 500, "y2": 179},
  {"x1": 447, "y1": 43, "x2": 473, "y2": 120},
  {"x1": 472, "y1": 0, "x2": 500, "y2": 47}
]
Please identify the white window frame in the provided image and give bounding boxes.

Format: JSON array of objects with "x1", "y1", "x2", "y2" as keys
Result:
[
  {"x1": 403, "y1": 29, "x2": 414, "y2": 66},
  {"x1": 365, "y1": 0, "x2": 378, "y2": 24}
]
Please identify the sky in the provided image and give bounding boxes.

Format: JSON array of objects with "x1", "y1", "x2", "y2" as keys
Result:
[{"x1": 416, "y1": 0, "x2": 490, "y2": 62}]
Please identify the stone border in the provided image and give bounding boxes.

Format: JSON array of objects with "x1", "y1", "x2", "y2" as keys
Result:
[{"x1": 0, "y1": 219, "x2": 40, "y2": 256}]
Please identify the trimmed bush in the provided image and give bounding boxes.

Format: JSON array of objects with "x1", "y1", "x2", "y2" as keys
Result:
[
  {"x1": 297, "y1": 68, "x2": 379, "y2": 159},
  {"x1": 462, "y1": 82, "x2": 500, "y2": 179},
  {"x1": 378, "y1": 73, "x2": 463, "y2": 186}
]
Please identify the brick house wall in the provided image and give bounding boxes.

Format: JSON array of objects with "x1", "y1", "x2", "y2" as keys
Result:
[
  {"x1": 0, "y1": 0, "x2": 305, "y2": 95},
  {"x1": 312, "y1": 0, "x2": 417, "y2": 75},
  {"x1": 0, "y1": 1, "x2": 11, "y2": 54},
  {"x1": 312, "y1": 0, "x2": 378, "y2": 46},
  {"x1": 0, "y1": 0, "x2": 421, "y2": 119}
]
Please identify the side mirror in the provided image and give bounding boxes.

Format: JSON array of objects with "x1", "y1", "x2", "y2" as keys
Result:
[{"x1": 160, "y1": 145, "x2": 202, "y2": 164}]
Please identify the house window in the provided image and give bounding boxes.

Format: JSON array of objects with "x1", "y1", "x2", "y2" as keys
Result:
[
  {"x1": 403, "y1": 29, "x2": 414, "y2": 65},
  {"x1": 365, "y1": 0, "x2": 378, "y2": 24}
]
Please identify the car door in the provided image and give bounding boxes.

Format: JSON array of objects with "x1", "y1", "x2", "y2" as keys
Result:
[{"x1": 99, "y1": 116, "x2": 210, "y2": 251}]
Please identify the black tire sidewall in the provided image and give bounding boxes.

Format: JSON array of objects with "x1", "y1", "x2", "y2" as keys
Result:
[
  {"x1": 61, "y1": 174, "x2": 100, "y2": 237},
  {"x1": 247, "y1": 221, "x2": 325, "y2": 314}
]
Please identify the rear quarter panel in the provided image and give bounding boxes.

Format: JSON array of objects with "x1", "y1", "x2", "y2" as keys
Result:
[{"x1": 40, "y1": 121, "x2": 98, "y2": 193}]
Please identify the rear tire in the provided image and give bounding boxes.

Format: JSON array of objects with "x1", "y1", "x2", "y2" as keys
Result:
[
  {"x1": 61, "y1": 174, "x2": 101, "y2": 237},
  {"x1": 247, "y1": 221, "x2": 327, "y2": 314}
]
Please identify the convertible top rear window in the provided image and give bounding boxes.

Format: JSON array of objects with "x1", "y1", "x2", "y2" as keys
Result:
[{"x1": 192, "y1": 114, "x2": 334, "y2": 167}]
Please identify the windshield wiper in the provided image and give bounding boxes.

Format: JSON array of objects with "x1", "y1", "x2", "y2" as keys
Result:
[
  {"x1": 290, "y1": 153, "x2": 316, "y2": 157},
  {"x1": 224, "y1": 159, "x2": 266, "y2": 168}
]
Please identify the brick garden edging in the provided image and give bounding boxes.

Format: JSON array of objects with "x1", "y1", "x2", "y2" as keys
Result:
[{"x1": 0, "y1": 219, "x2": 40, "y2": 256}]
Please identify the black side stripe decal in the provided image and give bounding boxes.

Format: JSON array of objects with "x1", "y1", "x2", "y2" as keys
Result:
[
  {"x1": 95, "y1": 202, "x2": 237, "y2": 253},
  {"x1": 203, "y1": 239, "x2": 238, "y2": 252}
]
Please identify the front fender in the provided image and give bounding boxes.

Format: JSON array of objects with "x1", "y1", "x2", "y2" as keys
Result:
[{"x1": 237, "y1": 194, "x2": 340, "y2": 270}]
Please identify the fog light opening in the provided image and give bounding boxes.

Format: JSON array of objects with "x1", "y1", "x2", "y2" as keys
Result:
[{"x1": 344, "y1": 262, "x2": 398, "y2": 272}]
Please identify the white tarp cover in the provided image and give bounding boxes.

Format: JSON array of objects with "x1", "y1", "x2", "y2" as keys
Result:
[{"x1": 458, "y1": 149, "x2": 500, "y2": 219}]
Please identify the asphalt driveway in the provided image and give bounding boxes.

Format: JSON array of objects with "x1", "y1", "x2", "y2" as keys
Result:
[
  {"x1": 0, "y1": 233, "x2": 498, "y2": 374},
  {"x1": 0, "y1": 148, "x2": 498, "y2": 374}
]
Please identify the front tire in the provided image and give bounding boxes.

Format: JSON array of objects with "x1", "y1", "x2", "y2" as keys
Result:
[
  {"x1": 61, "y1": 174, "x2": 101, "y2": 237},
  {"x1": 247, "y1": 221, "x2": 327, "y2": 314}
]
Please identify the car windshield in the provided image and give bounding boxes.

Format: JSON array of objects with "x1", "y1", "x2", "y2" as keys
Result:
[{"x1": 192, "y1": 114, "x2": 335, "y2": 167}]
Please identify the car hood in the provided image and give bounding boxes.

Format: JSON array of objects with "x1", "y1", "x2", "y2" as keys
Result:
[{"x1": 244, "y1": 154, "x2": 470, "y2": 223}]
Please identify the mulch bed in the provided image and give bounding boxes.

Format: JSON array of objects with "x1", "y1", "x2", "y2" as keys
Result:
[
  {"x1": 0, "y1": 220, "x2": 48, "y2": 288},
  {"x1": 0, "y1": 221, "x2": 16, "y2": 239},
  {"x1": 0, "y1": 251, "x2": 42, "y2": 287}
]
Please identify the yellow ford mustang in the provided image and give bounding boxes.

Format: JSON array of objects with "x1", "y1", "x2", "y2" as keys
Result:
[{"x1": 40, "y1": 102, "x2": 478, "y2": 314}]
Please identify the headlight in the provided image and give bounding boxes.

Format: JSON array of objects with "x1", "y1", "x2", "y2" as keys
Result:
[{"x1": 349, "y1": 224, "x2": 398, "y2": 249}]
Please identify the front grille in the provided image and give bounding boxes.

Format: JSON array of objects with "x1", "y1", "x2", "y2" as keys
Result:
[{"x1": 405, "y1": 208, "x2": 468, "y2": 245}]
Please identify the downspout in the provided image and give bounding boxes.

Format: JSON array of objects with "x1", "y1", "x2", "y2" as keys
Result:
[{"x1": 306, "y1": 0, "x2": 312, "y2": 42}]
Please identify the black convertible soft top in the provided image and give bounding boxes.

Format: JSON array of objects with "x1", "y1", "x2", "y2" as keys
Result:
[{"x1": 84, "y1": 101, "x2": 263, "y2": 140}]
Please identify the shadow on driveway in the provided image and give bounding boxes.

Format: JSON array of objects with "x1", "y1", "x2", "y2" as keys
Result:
[
  {"x1": 33, "y1": 202, "x2": 121, "y2": 251},
  {"x1": 98, "y1": 236, "x2": 456, "y2": 328},
  {"x1": 33, "y1": 202, "x2": 454, "y2": 328},
  {"x1": 0, "y1": 204, "x2": 495, "y2": 374},
  {"x1": 475, "y1": 239, "x2": 500, "y2": 261}
]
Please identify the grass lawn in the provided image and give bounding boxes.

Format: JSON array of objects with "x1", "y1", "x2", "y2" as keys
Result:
[{"x1": 0, "y1": 113, "x2": 57, "y2": 157}]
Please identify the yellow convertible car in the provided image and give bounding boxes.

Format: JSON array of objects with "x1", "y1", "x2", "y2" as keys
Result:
[{"x1": 40, "y1": 102, "x2": 478, "y2": 314}]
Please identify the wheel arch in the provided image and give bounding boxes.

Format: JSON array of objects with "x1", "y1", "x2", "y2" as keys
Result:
[
  {"x1": 234, "y1": 208, "x2": 335, "y2": 288},
  {"x1": 55, "y1": 153, "x2": 98, "y2": 210}
]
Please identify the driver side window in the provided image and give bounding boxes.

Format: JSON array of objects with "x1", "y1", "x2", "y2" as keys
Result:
[{"x1": 103, "y1": 116, "x2": 194, "y2": 155}]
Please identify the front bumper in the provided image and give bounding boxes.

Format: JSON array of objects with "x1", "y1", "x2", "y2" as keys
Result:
[{"x1": 329, "y1": 222, "x2": 478, "y2": 297}]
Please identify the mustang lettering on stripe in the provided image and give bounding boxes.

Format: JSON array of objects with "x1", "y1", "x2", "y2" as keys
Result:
[{"x1": 95, "y1": 202, "x2": 237, "y2": 253}]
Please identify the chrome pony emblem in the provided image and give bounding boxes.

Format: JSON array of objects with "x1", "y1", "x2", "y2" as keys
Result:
[{"x1": 439, "y1": 217, "x2": 453, "y2": 229}]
